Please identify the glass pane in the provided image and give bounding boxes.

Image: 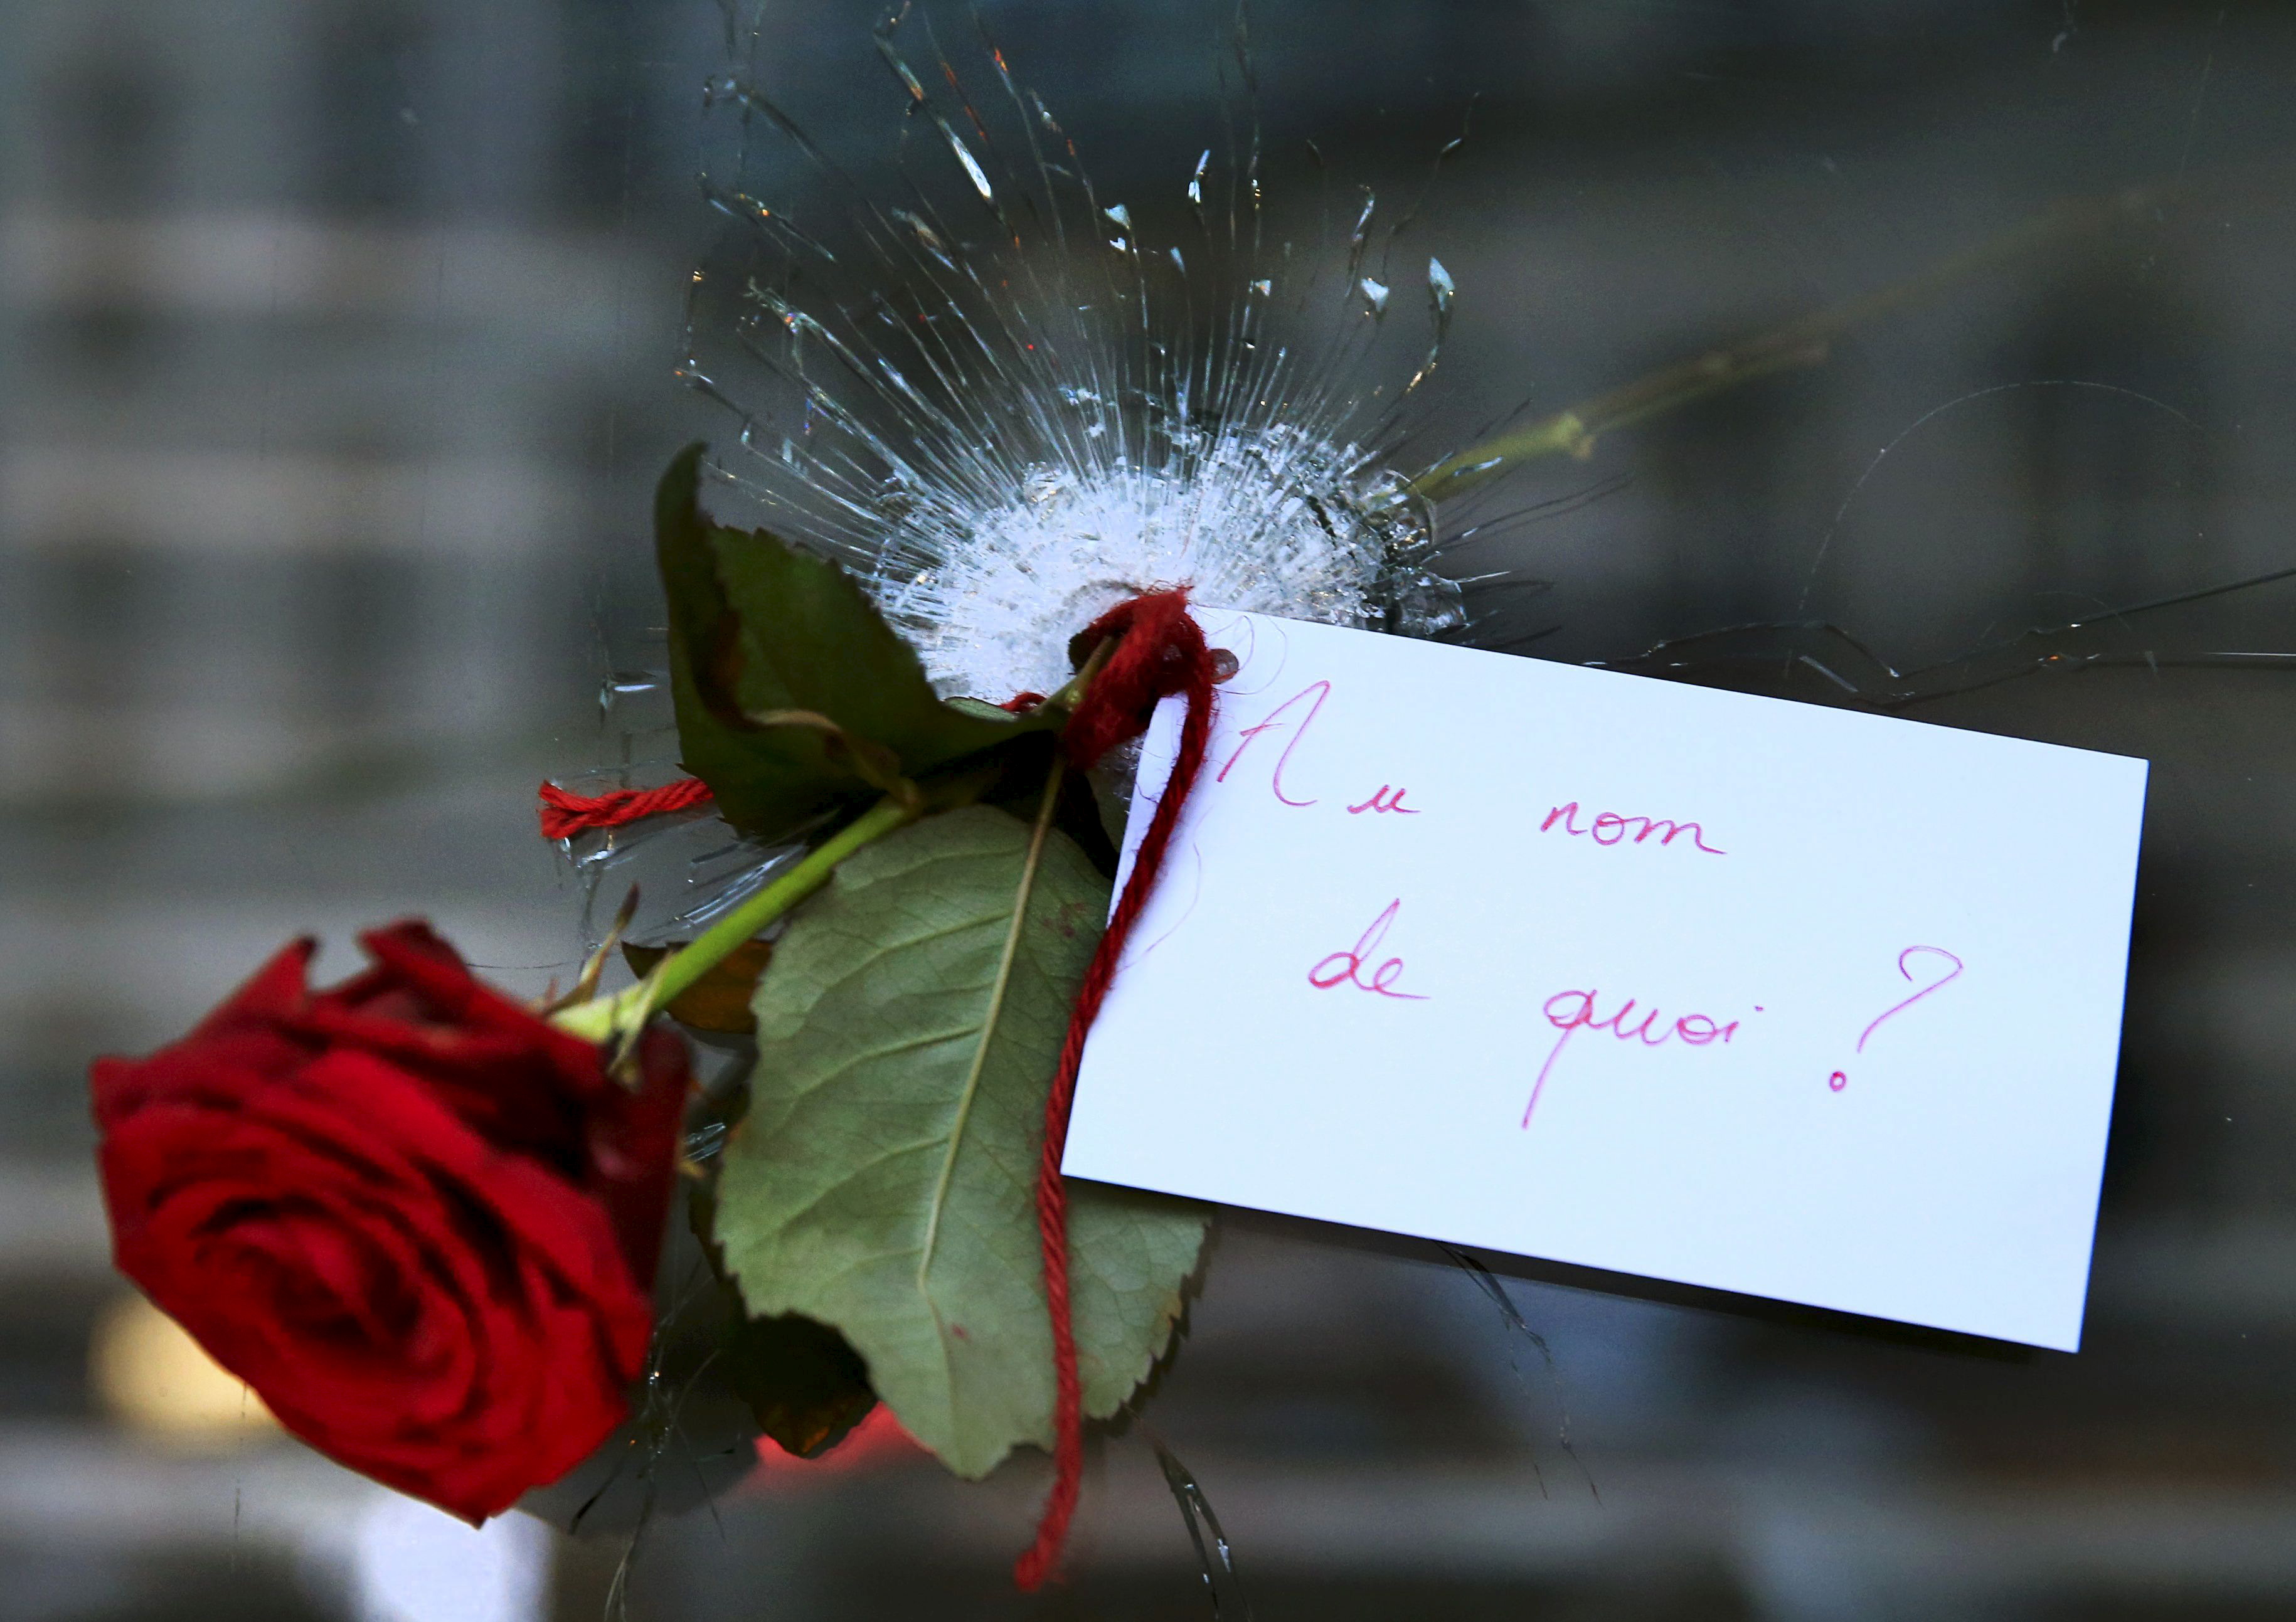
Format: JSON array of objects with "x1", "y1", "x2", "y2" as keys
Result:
[{"x1": 7, "y1": 3, "x2": 2293, "y2": 1619}]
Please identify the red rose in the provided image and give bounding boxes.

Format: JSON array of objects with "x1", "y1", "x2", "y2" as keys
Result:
[{"x1": 90, "y1": 921, "x2": 689, "y2": 1521}]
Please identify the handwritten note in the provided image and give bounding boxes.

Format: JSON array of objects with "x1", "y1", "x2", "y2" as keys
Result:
[{"x1": 1065, "y1": 610, "x2": 2148, "y2": 1350}]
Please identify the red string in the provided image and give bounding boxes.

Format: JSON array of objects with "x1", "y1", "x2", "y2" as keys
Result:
[
  {"x1": 539, "y1": 696, "x2": 1044, "y2": 838},
  {"x1": 1014, "y1": 588, "x2": 1216, "y2": 1591},
  {"x1": 536, "y1": 776, "x2": 716, "y2": 840}
]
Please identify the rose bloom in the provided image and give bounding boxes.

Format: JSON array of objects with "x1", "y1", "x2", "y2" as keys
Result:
[{"x1": 90, "y1": 922, "x2": 689, "y2": 1520}]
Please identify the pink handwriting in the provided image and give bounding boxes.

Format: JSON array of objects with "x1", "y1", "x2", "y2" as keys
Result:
[
  {"x1": 1347, "y1": 785, "x2": 1420, "y2": 815},
  {"x1": 1540, "y1": 801, "x2": 1725, "y2": 855},
  {"x1": 1856, "y1": 946, "x2": 1964, "y2": 1052},
  {"x1": 1219, "y1": 681, "x2": 1432, "y2": 817},
  {"x1": 1216, "y1": 681, "x2": 1329, "y2": 806},
  {"x1": 1308, "y1": 899, "x2": 1430, "y2": 1001},
  {"x1": 1521, "y1": 987, "x2": 1751, "y2": 1128},
  {"x1": 1830, "y1": 945, "x2": 1964, "y2": 1091}
]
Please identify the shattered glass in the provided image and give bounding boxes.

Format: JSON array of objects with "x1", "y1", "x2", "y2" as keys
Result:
[{"x1": 679, "y1": 3, "x2": 1468, "y2": 705}]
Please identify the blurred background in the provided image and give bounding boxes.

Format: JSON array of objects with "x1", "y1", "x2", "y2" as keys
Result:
[{"x1": 6, "y1": 1, "x2": 2296, "y2": 1617}]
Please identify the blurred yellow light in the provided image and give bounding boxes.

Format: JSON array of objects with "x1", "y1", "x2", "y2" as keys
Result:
[{"x1": 90, "y1": 1292, "x2": 279, "y2": 1450}]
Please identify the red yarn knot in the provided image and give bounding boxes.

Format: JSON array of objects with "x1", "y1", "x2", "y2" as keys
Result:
[
  {"x1": 537, "y1": 776, "x2": 716, "y2": 840},
  {"x1": 1056, "y1": 591, "x2": 1213, "y2": 769},
  {"x1": 1015, "y1": 586, "x2": 1216, "y2": 1592}
]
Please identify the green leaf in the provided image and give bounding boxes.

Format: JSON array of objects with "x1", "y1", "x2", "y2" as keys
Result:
[
  {"x1": 711, "y1": 803, "x2": 1210, "y2": 1478},
  {"x1": 655, "y1": 445, "x2": 1054, "y2": 837},
  {"x1": 721, "y1": 1311, "x2": 880, "y2": 1460}
]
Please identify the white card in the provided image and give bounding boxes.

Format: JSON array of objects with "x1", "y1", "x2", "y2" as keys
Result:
[{"x1": 1066, "y1": 609, "x2": 2148, "y2": 1351}]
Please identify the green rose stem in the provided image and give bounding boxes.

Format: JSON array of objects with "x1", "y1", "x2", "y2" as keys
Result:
[
  {"x1": 550, "y1": 639, "x2": 1115, "y2": 1050},
  {"x1": 548, "y1": 793, "x2": 917, "y2": 1047}
]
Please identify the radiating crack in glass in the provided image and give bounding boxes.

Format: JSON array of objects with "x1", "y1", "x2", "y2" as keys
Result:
[
  {"x1": 681, "y1": 1, "x2": 1470, "y2": 702},
  {"x1": 1147, "y1": 1431, "x2": 1254, "y2": 1619},
  {"x1": 1597, "y1": 561, "x2": 2296, "y2": 706},
  {"x1": 573, "y1": 1259, "x2": 745, "y2": 1621},
  {"x1": 1438, "y1": 1244, "x2": 1598, "y2": 1502},
  {"x1": 1795, "y1": 378, "x2": 2206, "y2": 617}
]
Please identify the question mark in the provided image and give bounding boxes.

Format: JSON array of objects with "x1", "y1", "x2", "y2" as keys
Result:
[{"x1": 1829, "y1": 945, "x2": 1964, "y2": 1091}]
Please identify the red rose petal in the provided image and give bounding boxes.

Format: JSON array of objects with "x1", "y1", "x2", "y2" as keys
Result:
[{"x1": 88, "y1": 923, "x2": 686, "y2": 1524}]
